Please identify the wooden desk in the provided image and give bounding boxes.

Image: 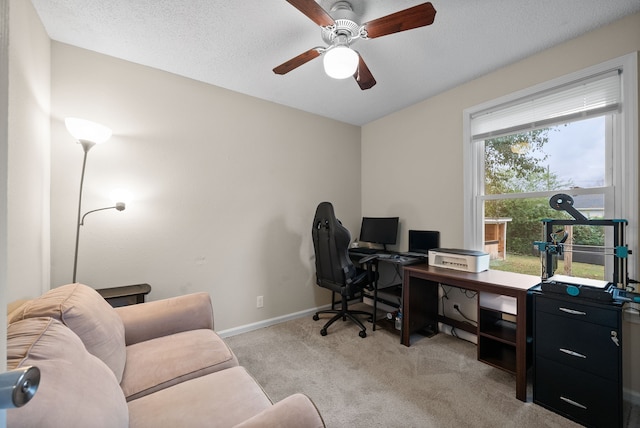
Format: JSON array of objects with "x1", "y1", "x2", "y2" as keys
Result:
[
  {"x1": 349, "y1": 250, "x2": 416, "y2": 332},
  {"x1": 402, "y1": 264, "x2": 540, "y2": 401}
]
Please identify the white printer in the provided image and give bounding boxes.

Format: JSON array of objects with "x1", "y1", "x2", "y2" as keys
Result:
[{"x1": 428, "y1": 248, "x2": 490, "y2": 273}]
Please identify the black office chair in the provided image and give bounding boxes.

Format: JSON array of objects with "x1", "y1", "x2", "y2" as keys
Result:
[{"x1": 311, "y1": 202, "x2": 376, "y2": 338}]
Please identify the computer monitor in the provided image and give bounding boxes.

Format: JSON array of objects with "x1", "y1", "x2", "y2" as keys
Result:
[
  {"x1": 359, "y1": 217, "x2": 399, "y2": 248},
  {"x1": 408, "y1": 230, "x2": 440, "y2": 254}
]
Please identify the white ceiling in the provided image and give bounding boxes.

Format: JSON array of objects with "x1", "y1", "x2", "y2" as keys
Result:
[{"x1": 30, "y1": 0, "x2": 640, "y2": 126}]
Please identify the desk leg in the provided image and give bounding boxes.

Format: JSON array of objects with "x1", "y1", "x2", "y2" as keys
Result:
[
  {"x1": 402, "y1": 273, "x2": 411, "y2": 346},
  {"x1": 515, "y1": 294, "x2": 527, "y2": 402},
  {"x1": 370, "y1": 262, "x2": 377, "y2": 331},
  {"x1": 402, "y1": 274, "x2": 438, "y2": 347}
]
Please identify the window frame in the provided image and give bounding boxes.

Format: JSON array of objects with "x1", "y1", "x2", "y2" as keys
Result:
[{"x1": 463, "y1": 53, "x2": 638, "y2": 279}]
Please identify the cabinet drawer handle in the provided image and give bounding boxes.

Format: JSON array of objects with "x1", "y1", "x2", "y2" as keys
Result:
[
  {"x1": 558, "y1": 307, "x2": 586, "y2": 316},
  {"x1": 559, "y1": 348, "x2": 587, "y2": 358},
  {"x1": 560, "y1": 396, "x2": 587, "y2": 410}
]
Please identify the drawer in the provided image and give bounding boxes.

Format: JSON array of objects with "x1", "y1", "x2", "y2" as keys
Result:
[
  {"x1": 535, "y1": 310, "x2": 620, "y2": 380},
  {"x1": 535, "y1": 295, "x2": 619, "y2": 328},
  {"x1": 534, "y1": 356, "x2": 621, "y2": 428}
]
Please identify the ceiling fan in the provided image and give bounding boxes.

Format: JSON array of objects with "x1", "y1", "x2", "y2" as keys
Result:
[{"x1": 273, "y1": 0, "x2": 437, "y2": 90}]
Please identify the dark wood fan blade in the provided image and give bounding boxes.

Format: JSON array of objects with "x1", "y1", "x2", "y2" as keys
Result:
[
  {"x1": 363, "y1": 2, "x2": 436, "y2": 39},
  {"x1": 285, "y1": 0, "x2": 335, "y2": 27},
  {"x1": 273, "y1": 48, "x2": 321, "y2": 75},
  {"x1": 354, "y1": 55, "x2": 376, "y2": 90}
]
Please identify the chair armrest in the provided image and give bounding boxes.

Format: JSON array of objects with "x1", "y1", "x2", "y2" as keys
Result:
[
  {"x1": 233, "y1": 394, "x2": 325, "y2": 428},
  {"x1": 114, "y1": 292, "x2": 214, "y2": 345}
]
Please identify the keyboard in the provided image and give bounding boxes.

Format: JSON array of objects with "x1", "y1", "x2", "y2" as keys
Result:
[
  {"x1": 376, "y1": 253, "x2": 394, "y2": 259},
  {"x1": 392, "y1": 256, "x2": 423, "y2": 265},
  {"x1": 349, "y1": 247, "x2": 379, "y2": 255},
  {"x1": 377, "y1": 254, "x2": 423, "y2": 265},
  {"x1": 400, "y1": 251, "x2": 428, "y2": 258},
  {"x1": 349, "y1": 249, "x2": 424, "y2": 265}
]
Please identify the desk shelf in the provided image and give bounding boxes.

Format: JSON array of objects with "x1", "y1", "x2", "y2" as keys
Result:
[
  {"x1": 479, "y1": 307, "x2": 517, "y2": 344},
  {"x1": 375, "y1": 285, "x2": 402, "y2": 307},
  {"x1": 478, "y1": 337, "x2": 517, "y2": 373},
  {"x1": 375, "y1": 317, "x2": 401, "y2": 335},
  {"x1": 364, "y1": 285, "x2": 402, "y2": 335},
  {"x1": 478, "y1": 306, "x2": 517, "y2": 373}
]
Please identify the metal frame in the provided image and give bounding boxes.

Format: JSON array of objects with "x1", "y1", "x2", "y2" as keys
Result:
[{"x1": 536, "y1": 218, "x2": 629, "y2": 288}]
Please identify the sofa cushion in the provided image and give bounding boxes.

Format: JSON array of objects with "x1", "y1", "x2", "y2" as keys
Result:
[
  {"x1": 6, "y1": 317, "x2": 129, "y2": 428},
  {"x1": 7, "y1": 299, "x2": 29, "y2": 320},
  {"x1": 115, "y1": 292, "x2": 215, "y2": 345},
  {"x1": 127, "y1": 366, "x2": 272, "y2": 428},
  {"x1": 121, "y1": 328, "x2": 238, "y2": 401},
  {"x1": 8, "y1": 283, "x2": 126, "y2": 382},
  {"x1": 234, "y1": 394, "x2": 326, "y2": 428}
]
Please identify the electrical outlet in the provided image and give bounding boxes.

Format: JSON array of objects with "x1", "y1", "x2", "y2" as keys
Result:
[{"x1": 256, "y1": 295, "x2": 264, "y2": 308}]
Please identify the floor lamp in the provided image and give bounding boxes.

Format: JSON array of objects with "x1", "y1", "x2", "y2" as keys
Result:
[{"x1": 65, "y1": 117, "x2": 126, "y2": 283}]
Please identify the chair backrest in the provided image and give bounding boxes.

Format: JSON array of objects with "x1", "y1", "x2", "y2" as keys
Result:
[{"x1": 312, "y1": 202, "x2": 356, "y2": 289}]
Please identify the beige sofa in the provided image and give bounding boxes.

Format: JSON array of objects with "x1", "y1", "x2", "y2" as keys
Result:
[{"x1": 6, "y1": 283, "x2": 325, "y2": 427}]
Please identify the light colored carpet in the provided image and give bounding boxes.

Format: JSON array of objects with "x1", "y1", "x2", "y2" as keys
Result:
[{"x1": 225, "y1": 307, "x2": 638, "y2": 428}]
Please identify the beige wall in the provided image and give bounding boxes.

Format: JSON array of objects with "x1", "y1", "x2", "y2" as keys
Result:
[
  {"x1": 6, "y1": 0, "x2": 50, "y2": 302},
  {"x1": 362, "y1": 12, "x2": 640, "y2": 400},
  {"x1": 363, "y1": 12, "x2": 640, "y2": 253},
  {"x1": 2, "y1": 0, "x2": 49, "y2": 423},
  {"x1": 49, "y1": 43, "x2": 362, "y2": 330},
  {"x1": 1, "y1": 5, "x2": 8, "y2": 417}
]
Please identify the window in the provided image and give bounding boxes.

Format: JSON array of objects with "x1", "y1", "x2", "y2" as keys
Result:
[{"x1": 464, "y1": 54, "x2": 637, "y2": 281}]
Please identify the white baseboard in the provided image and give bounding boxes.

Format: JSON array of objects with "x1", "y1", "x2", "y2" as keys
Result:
[{"x1": 217, "y1": 304, "x2": 331, "y2": 338}]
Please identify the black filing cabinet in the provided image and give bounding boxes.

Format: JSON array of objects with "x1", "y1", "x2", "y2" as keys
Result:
[{"x1": 532, "y1": 290, "x2": 623, "y2": 428}]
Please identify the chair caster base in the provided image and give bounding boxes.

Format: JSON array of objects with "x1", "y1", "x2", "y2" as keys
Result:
[{"x1": 312, "y1": 305, "x2": 372, "y2": 338}]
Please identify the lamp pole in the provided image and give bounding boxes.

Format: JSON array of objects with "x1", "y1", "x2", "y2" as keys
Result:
[
  {"x1": 72, "y1": 141, "x2": 94, "y2": 283},
  {"x1": 71, "y1": 141, "x2": 126, "y2": 283},
  {"x1": 66, "y1": 118, "x2": 124, "y2": 284}
]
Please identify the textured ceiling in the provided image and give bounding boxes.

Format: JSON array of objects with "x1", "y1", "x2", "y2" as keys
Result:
[{"x1": 30, "y1": 0, "x2": 640, "y2": 125}]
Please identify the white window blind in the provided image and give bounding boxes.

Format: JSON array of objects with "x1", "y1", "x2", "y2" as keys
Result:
[{"x1": 471, "y1": 69, "x2": 621, "y2": 141}]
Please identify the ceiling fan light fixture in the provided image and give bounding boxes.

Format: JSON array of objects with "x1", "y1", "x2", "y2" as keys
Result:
[{"x1": 323, "y1": 45, "x2": 358, "y2": 79}]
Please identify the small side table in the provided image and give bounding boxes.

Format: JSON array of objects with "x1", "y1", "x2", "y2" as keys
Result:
[{"x1": 96, "y1": 283, "x2": 152, "y2": 307}]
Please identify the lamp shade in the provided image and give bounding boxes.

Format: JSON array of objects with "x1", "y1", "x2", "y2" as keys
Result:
[
  {"x1": 323, "y1": 46, "x2": 359, "y2": 79},
  {"x1": 65, "y1": 117, "x2": 112, "y2": 144}
]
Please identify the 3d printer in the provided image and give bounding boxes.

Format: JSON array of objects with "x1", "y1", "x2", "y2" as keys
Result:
[{"x1": 534, "y1": 193, "x2": 634, "y2": 302}]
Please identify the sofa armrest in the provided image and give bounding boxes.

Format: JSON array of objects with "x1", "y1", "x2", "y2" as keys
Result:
[
  {"x1": 114, "y1": 292, "x2": 214, "y2": 345},
  {"x1": 233, "y1": 394, "x2": 325, "y2": 428}
]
